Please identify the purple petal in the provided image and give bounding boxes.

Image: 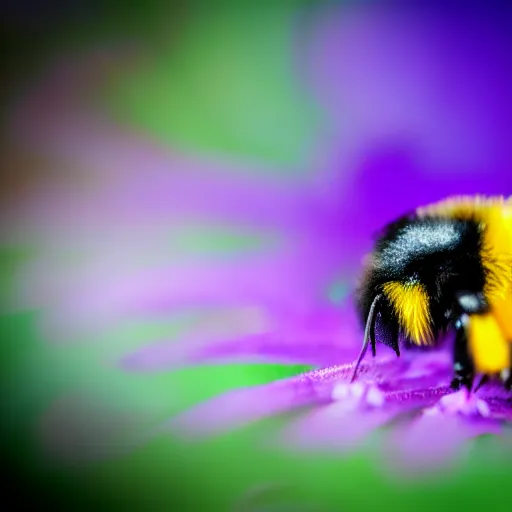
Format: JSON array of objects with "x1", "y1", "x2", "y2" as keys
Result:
[
  {"x1": 279, "y1": 384, "x2": 393, "y2": 453},
  {"x1": 17, "y1": 249, "x2": 336, "y2": 341},
  {"x1": 121, "y1": 303, "x2": 362, "y2": 370},
  {"x1": 6, "y1": 139, "x2": 329, "y2": 244},
  {"x1": 279, "y1": 380, "x2": 505, "y2": 466},
  {"x1": 279, "y1": 377, "x2": 455, "y2": 455},
  {"x1": 166, "y1": 379, "x2": 325, "y2": 439},
  {"x1": 478, "y1": 395, "x2": 512, "y2": 422},
  {"x1": 164, "y1": 358, "x2": 434, "y2": 439},
  {"x1": 387, "y1": 413, "x2": 501, "y2": 474},
  {"x1": 166, "y1": 362, "x2": 384, "y2": 438},
  {"x1": 17, "y1": 148, "x2": 330, "y2": 238},
  {"x1": 379, "y1": 350, "x2": 452, "y2": 392}
]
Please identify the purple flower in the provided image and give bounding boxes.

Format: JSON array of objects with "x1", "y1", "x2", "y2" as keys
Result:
[
  {"x1": 8, "y1": 1, "x2": 512, "y2": 474},
  {"x1": 123, "y1": 295, "x2": 512, "y2": 473}
]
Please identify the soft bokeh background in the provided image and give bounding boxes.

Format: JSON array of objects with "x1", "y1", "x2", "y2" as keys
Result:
[{"x1": 1, "y1": 1, "x2": 511, "y2": 509}]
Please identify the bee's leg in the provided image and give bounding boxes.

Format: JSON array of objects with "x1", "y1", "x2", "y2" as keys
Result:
[
  {"x1": 500, "y1": 368, "x2": 512, "y2": 390},
  {"x1": 390, "y1": 320, "x2": 400, "y2": 357},
  {"x1": 450, "y1": 315, "x2": 474, "y2": 392},
  {"x1": 473, "y1": 374, "x2": 489, "y2": 393}
]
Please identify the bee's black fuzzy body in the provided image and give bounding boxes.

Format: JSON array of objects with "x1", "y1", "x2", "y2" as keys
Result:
[{"x1": 355, "y1": 196, "x2": 512, "y2": 391}]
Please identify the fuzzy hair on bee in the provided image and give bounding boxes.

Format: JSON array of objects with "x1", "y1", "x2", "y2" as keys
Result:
[{"x1": 352, "y1": 195, "x2": 512, "y2": 391}]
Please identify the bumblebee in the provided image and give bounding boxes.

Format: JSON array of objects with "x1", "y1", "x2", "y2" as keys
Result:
[{"x1": 352, "y1": 196, "x2": 512, "y2": 391}]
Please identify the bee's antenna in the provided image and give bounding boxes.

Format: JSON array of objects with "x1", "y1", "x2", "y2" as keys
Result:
[{"x1": 350, "y1": 294, "x2": 381, "y2": 383}]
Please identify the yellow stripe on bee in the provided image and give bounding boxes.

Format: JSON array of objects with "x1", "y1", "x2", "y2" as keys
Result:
[
  {"x1": 417, "y1": 195, "x2": 512, "y2": 305},
  {"x1": 480, "y1": 204, "x2": 512, "y2": 304},
  {"x1": 489, "y1": 295, "x2": 512, "y2": 341},
  {"x1": 468, "y1": 313, "x2": 510, "y2": 375},
  {"x1": 383, "y1": 281, "x2": 433, "y2": 345},
  {"x1": 416, "y1": 195, "x2": 512, "y2": 222}
]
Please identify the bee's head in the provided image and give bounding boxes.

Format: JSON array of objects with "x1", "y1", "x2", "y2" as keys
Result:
[{"x1": 356, "y1": 214, "x2": 485, "y2": 351}]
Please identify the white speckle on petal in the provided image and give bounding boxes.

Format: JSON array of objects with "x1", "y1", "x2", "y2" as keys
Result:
[
  {"x1": 476, "y1": 399, "x2": 491, "y2": 418},
  {"x1": 351, "y1": 381, "x2": 366, "y2": 399},
  {"x1": 366, "y1": 386, "x2": 385, "y2": 407},
  {"x1": 422, "y1": 405, "x2": 440, "y2": 416},
  {"x1": 428, "y1": 389, "x2": 491, "y2": 418},
  {"x1": 331, "y1": 383, "x2": 350, "y2": 401},
  {"x1": 331, "y1": 382, "x2": 385, "y2": 410}
]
